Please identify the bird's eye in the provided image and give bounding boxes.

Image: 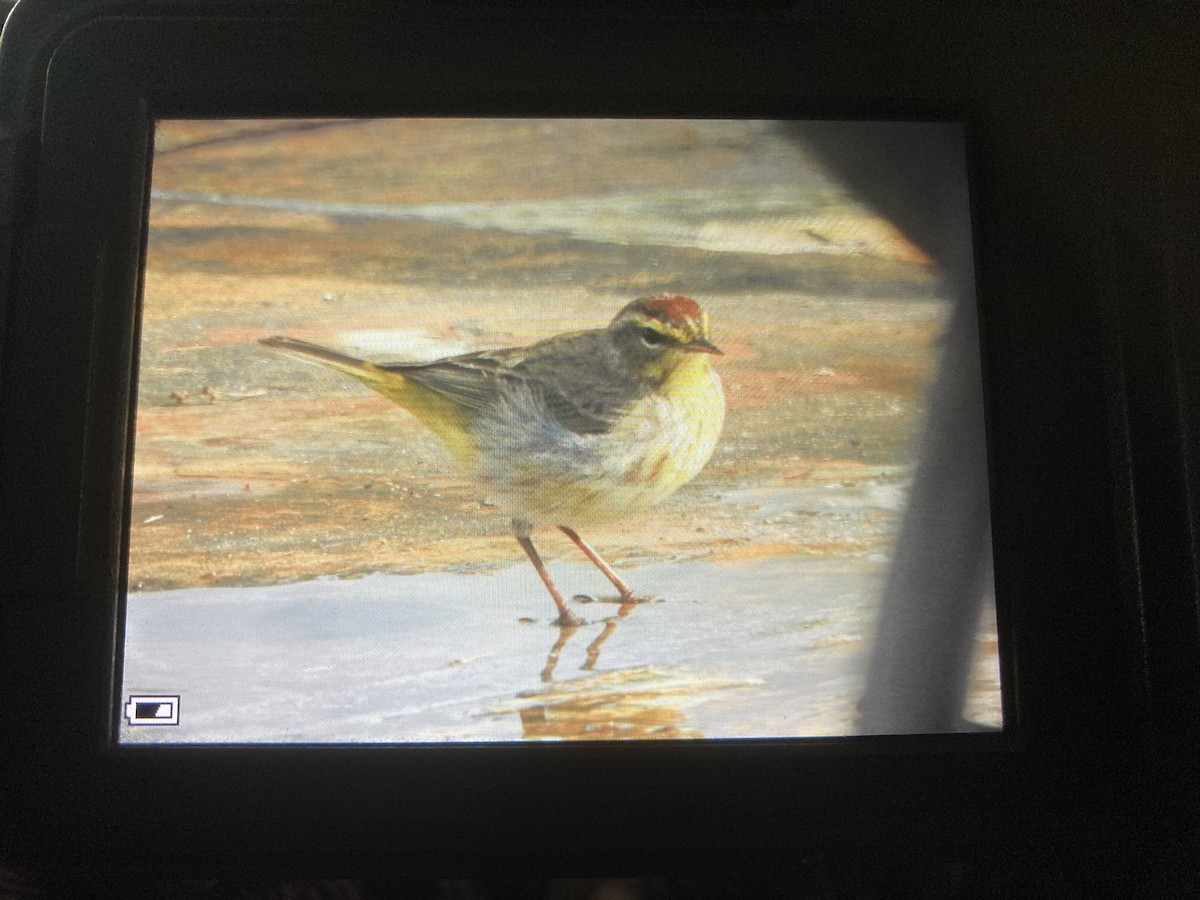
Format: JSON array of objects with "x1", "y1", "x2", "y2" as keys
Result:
[{"x1": 639, "y1": 326, "x2": 670, "y2": 347}]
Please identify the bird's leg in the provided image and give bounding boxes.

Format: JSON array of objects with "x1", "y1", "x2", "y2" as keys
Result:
[
  {"x1": 512, "y1": 520, "x2": 584, "y2": 627},
  {"x1": 557, "y1": 525, "x2": 642, "y2": 602}
]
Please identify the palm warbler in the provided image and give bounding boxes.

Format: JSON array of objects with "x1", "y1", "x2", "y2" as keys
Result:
[{"x1": 261, "y1": 293, "x2": 725, "y2": 626}]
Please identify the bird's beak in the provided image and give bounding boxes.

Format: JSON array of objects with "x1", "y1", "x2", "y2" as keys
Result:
[{"x1": 682, "y1": 338, "x2": 723, "y2": 355}]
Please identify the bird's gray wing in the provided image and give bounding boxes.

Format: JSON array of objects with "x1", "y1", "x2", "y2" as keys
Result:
[
  {"x1": 378, "y1": 347, "x2": 527, "y2": 413},
  {"x1": 511, "y1": 333, "x2": 645, "y2": 435},
  {"x1": 385, "y1": 332, "x2": 642, "y2": 436}
]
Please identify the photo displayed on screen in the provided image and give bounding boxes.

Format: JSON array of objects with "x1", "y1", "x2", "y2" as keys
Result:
[{"x1": 118, "y1": 118, "x2": 1000, "y2": 743}]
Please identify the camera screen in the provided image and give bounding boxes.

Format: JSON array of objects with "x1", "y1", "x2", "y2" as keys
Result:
[{"x1": 117, "y1": 118, "x2": 1000, "y2": 743}]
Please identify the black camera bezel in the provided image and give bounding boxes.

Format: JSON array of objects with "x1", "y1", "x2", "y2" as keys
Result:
[{"x1": 1, "y1": 2, "x2": 1188, "y2": 873}]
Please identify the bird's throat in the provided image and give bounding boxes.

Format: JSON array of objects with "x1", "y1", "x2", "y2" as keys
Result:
[{"x1": 658, "y1": 353, "x2": 719, "y2": 401}]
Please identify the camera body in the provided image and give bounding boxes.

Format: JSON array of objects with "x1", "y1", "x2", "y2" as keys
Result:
[{"x1": 0, "y1": 0, "x2": 1196, "y2": 876}]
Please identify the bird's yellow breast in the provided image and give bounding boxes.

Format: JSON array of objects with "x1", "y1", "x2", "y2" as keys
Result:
[
  {"x1": 629, "y1": 353, "x2": 725, "y2": 494},
  {"x1": 524, "y1": 353, "x2": 724, "y2": 525}
]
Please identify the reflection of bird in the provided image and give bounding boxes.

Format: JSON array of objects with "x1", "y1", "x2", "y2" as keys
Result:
[{"x1": 262, "y1": 294, "x2": 725, "y2": 626}]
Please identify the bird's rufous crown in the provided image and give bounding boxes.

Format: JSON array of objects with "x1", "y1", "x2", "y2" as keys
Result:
[{"x1": 637, "y1": 293, "x2": 703, "y2": 325}]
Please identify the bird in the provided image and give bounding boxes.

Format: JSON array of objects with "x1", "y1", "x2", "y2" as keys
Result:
[{"x1": 260, "y1": 293, "x2": 725, "y2": 627}]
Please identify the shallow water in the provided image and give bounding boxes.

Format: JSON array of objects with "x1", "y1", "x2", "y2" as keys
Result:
[{"x1": 118, "y1": 554, "x2": 999, "y2": 744}]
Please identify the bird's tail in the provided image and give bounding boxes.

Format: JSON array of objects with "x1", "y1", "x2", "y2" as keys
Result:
[
  {"x1": 259, "y1": 335, "x2": 380, "y2": 380},
  {"x1": 258, "y1": 335, "x2": 477, "y2": 463}
]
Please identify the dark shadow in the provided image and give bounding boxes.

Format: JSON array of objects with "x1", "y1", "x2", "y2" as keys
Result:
[{"x1": 787, "y1": 121, "x2": 992, "y2": 733}]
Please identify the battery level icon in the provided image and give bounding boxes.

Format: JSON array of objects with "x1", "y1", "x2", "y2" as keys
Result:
[{"x1": 125, "y1": 695, "x2": 180, "y2": 726}]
